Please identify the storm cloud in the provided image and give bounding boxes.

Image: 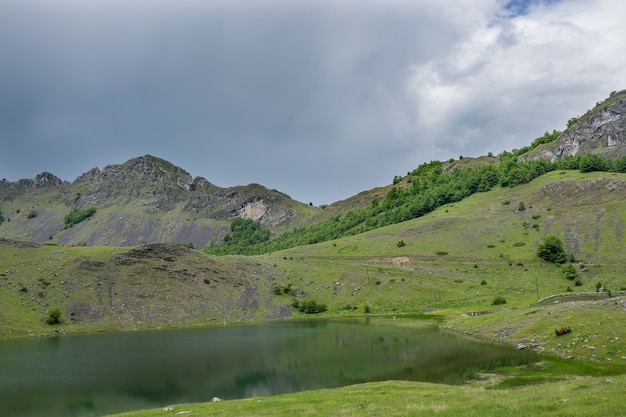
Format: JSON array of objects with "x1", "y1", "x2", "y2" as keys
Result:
[{"x1": 1, "y1": 0, "x2": 625, "y2": 204}]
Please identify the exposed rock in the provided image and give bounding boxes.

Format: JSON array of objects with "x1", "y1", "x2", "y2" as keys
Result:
[
  {"x1": 522, "y1": 90, "x2": 626, "y2": 161},
  {"x1": 1, "y1": 155, "x2": 309, "y2": 247}
]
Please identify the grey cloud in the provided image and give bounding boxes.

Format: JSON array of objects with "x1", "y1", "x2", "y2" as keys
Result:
[{"x1": 1, "y1": 0, "x2": 625, "y2": 204}]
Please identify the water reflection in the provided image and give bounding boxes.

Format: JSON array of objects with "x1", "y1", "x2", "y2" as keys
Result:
[{"x1": 0, "y1": 318, "x2": 535, "y2": 416}]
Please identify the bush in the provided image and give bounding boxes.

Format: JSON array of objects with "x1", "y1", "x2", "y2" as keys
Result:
[
  {"x1": 364, "y1": 304, "x2": 371, "y2": 314},
  {"x1": 555, "y1": 326, "x2": 572, "y2": 336},
  {"x1": 26, "y1": 209, "x2": 37, "y2": 218},
  {"x1": 46, "y1": 308, "x2": 63, "y2": 325},
  {"x1": 492, "y1": 296, "x2": 507, "y2": 305},
  {"x1": 562, "y1": 264, "x2": 578, "y2": 280},
  {"x1": 274, "y1": 283, "x2": 294, "y2": 296},
  {"x1": 291, "y1": 299, "x2": 326, "y2": 314},
  {"x1": 64, "y1": 207, "x2": 96, "y2": 229},
  {"x1": 396, "y1": 240, "x2": 406, "y2": 247},
  {"x1": 537, "y1": 235, "x2": 567, "y2": 263},
  {"x1": 294, "y1": 299, "x2": 327, "y2": 314},
  {"x1": 518, "y1": 201, "x2": 526, "y2": 211}
]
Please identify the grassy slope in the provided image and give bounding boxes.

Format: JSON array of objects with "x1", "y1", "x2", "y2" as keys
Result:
[
  {"x1": 2, "y1": 170, "x2": 626, "y2": 416},
  {"x1": 113, "y1": 375, "x2": 625, "y2": 417}
]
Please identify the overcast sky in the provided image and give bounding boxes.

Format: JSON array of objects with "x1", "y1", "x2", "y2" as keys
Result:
[{"x1": 1, "y1": 0, "x2": 625, "y2": 205}]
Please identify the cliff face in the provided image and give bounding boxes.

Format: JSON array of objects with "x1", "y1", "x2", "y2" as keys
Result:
[
  {"x1": 0, "y1": 155, "x2": 309, "y2": 247},
  {"x1": 522, "y1": 90, "x2": 626, "y2": 161}
]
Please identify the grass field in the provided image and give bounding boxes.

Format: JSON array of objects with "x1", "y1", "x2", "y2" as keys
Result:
[{"x1": 2, "y1": 171, "x2": 626, "y2": 416}]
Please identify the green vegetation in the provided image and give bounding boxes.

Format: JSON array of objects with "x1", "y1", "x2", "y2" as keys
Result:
[
  {"x1": 537, "y1": 235, "x2": 567, "y2": 264},
  {"x1": 555, "y1": 325, "x2": 572, "y2": 336},
  {"x1": 2, "y1": 169, "x2": 626, "y2": 417},
  {"x1": 63, "y1": 207, "x2": 96, "y2": 229},
  {"x1": 291, "y1": 299, "x2": 327, "y2": 314},
  {"x1": 207, "y1": 218, "x2": 271, "y2": 255},
  {"x1": 561, "y1": 264, "x2": 578, "y2": 280},
  {"x1": 110, "y1": 375, "x2": 626, "y2": 417},
  {"x1": 26, "y1": 209, "x2": 37, "y2": 218},
  {"x1": 208, "y1": 153, "x2": 626, "y2": 256},
  {"x1": 45, "y1": 308, "x2": 62, "y2": 325},
  {"x1": 491, "y1": 296, "x2": 507, "y2": 305}
]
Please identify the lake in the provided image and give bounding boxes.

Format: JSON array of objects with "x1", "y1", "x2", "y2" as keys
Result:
[{"x1": 0, "y1": 317, "x2": 535, "y2": 416}]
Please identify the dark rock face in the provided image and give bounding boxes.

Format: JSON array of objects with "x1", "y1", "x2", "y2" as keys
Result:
[{"x1": 523, "y1": 90, "x2": 626, "y2": 161}]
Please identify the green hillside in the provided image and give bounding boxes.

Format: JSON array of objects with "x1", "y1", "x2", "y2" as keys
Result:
[
  {"x1": 2, "y1": 171, "x2": 625, "y2": 348},
  {"x1": 2, "y1": 170, "x2": 626, "y2": 417}
]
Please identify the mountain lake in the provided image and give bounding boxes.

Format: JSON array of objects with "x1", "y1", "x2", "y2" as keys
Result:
[{"x1": 0, "y1": 317, "x2": 536, "y2": 417}]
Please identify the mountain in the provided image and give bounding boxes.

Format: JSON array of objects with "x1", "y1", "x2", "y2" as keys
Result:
[
  {"x1": 2, "y1": 90, "x2": 626, "y2": 251},
  {"x1": 2, "y1": 170, "x2": 625, "y2": 346},
  {"x1": 521, "y1": 89, "x2": 626, "y2": 161},
  {"x1": 0, "y1": 155, "x2": 316, "y2": 247}
]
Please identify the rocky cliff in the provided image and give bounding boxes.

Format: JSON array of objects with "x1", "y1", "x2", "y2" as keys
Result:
[{"x1": 522, "y1": 90, "x2": 626, "y2": 161}]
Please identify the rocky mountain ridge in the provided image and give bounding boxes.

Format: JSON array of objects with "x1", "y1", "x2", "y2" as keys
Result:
[{"x1": 0, "y1": 155, "x2": 314, "y2": 247}]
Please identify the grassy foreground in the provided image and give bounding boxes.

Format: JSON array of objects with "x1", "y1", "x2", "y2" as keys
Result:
[{"x1": 112, "y1": 374, "x2": 624, "y2": 417}]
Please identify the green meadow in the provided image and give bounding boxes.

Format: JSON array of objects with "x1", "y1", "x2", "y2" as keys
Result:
[{"x1": 2, "y1": 171, "x2": 625, "y2": 416}]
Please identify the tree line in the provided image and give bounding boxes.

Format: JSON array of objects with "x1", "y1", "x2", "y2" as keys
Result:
[{"x1": 205, "y1": 148, "x2": 626, "y2": 256}]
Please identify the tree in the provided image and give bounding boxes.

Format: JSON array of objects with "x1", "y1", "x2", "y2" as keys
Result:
[
  {"x1": 562, "y1": 264, "x2": 578, "y2": 280},
  {"x1": 579, "y1": 154, "x2": 609, "y2": 173},
  {"x1": 537, "y1": 235, "x2": 567, "y2": 263},
  {"x1": 46, "y1": 308, "x2": 63, "y2": 325}
]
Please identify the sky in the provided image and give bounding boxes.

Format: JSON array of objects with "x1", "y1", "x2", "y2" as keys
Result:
[{"x1": 1, "y1": 0, "x2": 625, "y2": 205}]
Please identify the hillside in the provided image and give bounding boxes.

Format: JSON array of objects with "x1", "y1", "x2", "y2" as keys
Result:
[
  {"x1": 0, "y1": 155, "x2": 316, "y2": 248},
  {"x1": 2, "y1": 91, "x2": 625, "y2": 251},
  {"x1": 2, "y1": 171, "x2": 626, "y2": 365}
]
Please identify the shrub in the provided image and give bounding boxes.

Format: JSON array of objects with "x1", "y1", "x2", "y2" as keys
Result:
[
  {"x1": 46, "y1": 308, "x2": 63, "y2": 325},
  {"x1": 364, "y1": 304, "x2": 371, "y2": 314},
  {"x1": 492, "y1": 296, "x2": 507, "y2": 305},
  {"x1": 180, "y1": 242, "x2": 194, "y2": 249},
  {"x1": 435, "y1": 251, "x2": 448, "y2": 256},
  {"x1": 396, "y1": 240, "x2": 406, "y2": 247},
  {"x1": 274, "y1": 283, "x2": 294, "y2": 296},
  {"x1": 562, "y1": 264, "x2": 578, "y2": 280},
  {"x1": 537, "y1": 235, "x2": 567, "y2": 263},
  {"x1": 295, "y1": 299, "x2": 327, "y2": 314},
  {"x1": 555, "y1": 326, "x2": 572, "y2": 336},
  {"x1": 518, "y1": 201, "x2": 526, "y2": 211},
  {"x1": 64, "y1": 207, "x2": 96, "y2": 229},
  {"x1": 26, "y1": 209, "x2": 37, "y2": 218}
]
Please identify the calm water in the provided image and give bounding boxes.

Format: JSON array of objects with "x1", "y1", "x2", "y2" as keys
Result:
[{"x1": 0, "y1": 318, "x2": 535, "y2": 417}]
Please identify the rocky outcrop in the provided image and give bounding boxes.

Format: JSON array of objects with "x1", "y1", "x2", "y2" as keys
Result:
[
  {"x1": 522, "y1": 90, "x2": 626, "y2": 161},
  {"x1": 0, "y1": 155, "x2": 307, "y2": 246},
  {"x1": 71, "y1": 155, "x2": 193, "y2": 210}
]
